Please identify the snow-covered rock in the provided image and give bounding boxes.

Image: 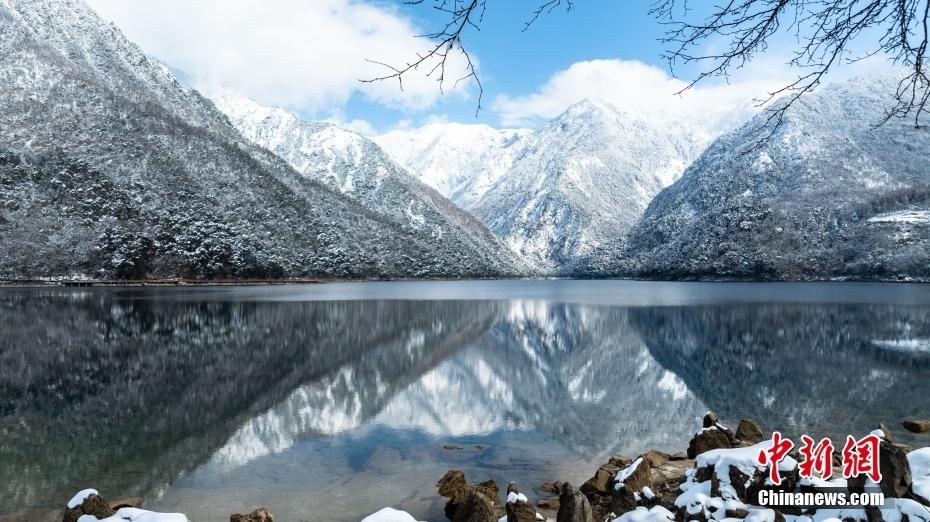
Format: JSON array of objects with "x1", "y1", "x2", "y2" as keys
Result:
[
  {"x1": 595, "y1": 73, "x2": 930, "y2": 281},
  {"x1": 909, "y1": 447, "x2": 930, "y2": 503},
  {"x1": 77, "y1": 507, "x2": 188, "y2": 522},
  {"x1": 69, "y1": 489, "x2": 100, "y2": 509},
  {"x1": 612, "y1": 505, "x2": 675, "y2": 522},
  {"x1": 360, "y1": 507, "x2": 421, "y2": 522}
]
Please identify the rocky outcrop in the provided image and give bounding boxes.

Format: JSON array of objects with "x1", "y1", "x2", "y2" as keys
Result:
[
  {"x1": 230, "y1": 506, "x2": 274, "y2": 522},
  {"x1": 687, "y1": 427, "x2": 734, "y2": 458},
  {"x1": 62, "y1": 492, "x2": 114, "y2": 522},
  {"x1": 504, "y1": 483, "x2": 537, "y2": 522},
  {"x1": 437, "y1": 470, "x2": 501, "y2": 522},
  {"x1": 847, "y1": 439, "x2": 912, "y2": 498},
  {"x1": 526, "y1": 416, "x2": 930, "y2": 522},
  {"x1": 61, "y1": 490, "x2": 189, "y2": 522},
  {"x1": 735, "y1": 419, "x2": 763, "y2": 444},
  {"x1": 556, "y1": 483, "x2": 593, "y2": 522}
]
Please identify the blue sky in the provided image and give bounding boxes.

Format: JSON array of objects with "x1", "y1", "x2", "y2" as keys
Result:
[
  {"x1": 86, "y1": 0, "x2": 889, "y2": 134},
  {"x1": 355, "y1": 0, "x2": 666, "y2": 127}
]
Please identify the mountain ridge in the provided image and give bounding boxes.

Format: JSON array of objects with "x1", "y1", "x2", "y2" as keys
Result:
[
  {"x1": 584, "y1": 73, "x2": 930, "y2": 281},
  {"x1": 211, "y1": 91, "x2": 527, "y2": 275},
  {"x1": 0, "y1": 0, "x2": 524, "y2": 280}
]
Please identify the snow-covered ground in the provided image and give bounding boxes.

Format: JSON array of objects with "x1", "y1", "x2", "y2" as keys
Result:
[
  {"x1": 868, "y1": 210, "x2": 930, "y2": 224},
  {"x1": 871, "y1": 339, "x2": 930, "y2": 354}
]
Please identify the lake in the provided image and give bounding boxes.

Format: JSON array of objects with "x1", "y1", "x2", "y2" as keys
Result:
[{"x1": 2, "y1": 280, "x2": 930, "y2": 521}]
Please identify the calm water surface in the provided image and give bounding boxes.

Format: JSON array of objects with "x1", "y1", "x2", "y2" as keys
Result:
[{"x1": 2, "y1": 280, "x2": 930, "y2": 521}]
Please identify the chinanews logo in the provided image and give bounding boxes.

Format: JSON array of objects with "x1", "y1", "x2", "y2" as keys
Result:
[{"x1": 755, "y1": 431, "x2": 886, "y2": 508}]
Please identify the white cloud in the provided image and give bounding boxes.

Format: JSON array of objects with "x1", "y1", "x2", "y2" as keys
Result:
[
  {"x1": 492, "y1": 55, "x2": 895, "y2": 128},
  {"x1": 322, "y1": 109, "x2": 377, "y2": 137},
  {"x1": 492, "y1": 58, "x2": 786, "y2": 128},
  {"x1": 85, "y1": 0, "x2": 473, "y2": 115}
]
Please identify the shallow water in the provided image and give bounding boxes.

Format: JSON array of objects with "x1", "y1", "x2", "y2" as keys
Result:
[{"x1": 2, "y1": 280, "x2": 930, "y2": 521}]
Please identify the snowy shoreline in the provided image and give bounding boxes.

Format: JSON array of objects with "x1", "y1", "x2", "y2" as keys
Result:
[
  {"x1": 58, "y1": 414, "x2": 930, "y2": 522},
  {"x1": 2, "y1": 274, "x2": 930, "y2": 288}
]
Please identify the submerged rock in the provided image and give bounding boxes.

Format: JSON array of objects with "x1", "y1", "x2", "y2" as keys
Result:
[
  {"x1": 537, "y1": 496, "x2": 560, "y2": 510},
  {"x1": 904, "y1": 420, "x2": 930, "y2": 433},
  {"x1": 540, "y1": 482, "x2": 560, "y2": 494},
  {"x1": 230, "y1": 506, "x2": 274, "y2": 522}
]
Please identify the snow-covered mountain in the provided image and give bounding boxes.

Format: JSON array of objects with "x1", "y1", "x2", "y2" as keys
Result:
[
  {"x1": 374, "y1": 122, "x2": 532, "y2": 209},
  {"x1": 378, "y1": 99, "x2": 742, "y2": 274},
  {"x1": 211, "y1": 93, "x2": 526, "y2": 274},
  {"x1": 588, "y1": 74, "x2": 930, "y2": 281},
  {"x1": 470, "y1": 99, "x2": 711, "y2": 273},
  {"x1": 0, "y1": 0, "x2": 522, "y2": 280}
]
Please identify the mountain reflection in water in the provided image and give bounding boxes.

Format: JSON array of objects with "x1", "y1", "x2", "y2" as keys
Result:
[{"x1": 1, "y1": 282, "x2": 929, "y2": 521}]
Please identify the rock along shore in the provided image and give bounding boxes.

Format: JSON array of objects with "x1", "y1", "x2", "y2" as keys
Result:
[
  {"x1": 429, "y1": 415, "x2": 930, "y2": 522},
  {"x1": 52, "y1": 415, "x2": 930, "y2": 522}
]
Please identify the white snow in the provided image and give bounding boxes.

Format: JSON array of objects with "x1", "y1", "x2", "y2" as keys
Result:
[
  {"x1": 614, "y1": 457, "x2": 644, "y2": 490},
  {"x1": 76, "y1": 507, "x2": 188, "y2": 522},
  {"x1": 867, "y1": 210, "x2": 930, "y2": 224},
  {"x1": 360, "y1": 507, "x2": 422, "y2": 522},
  {"x1": 506, "y1": 491, "x2": 528, "y2": 504},
  {"x1": 641, "y1": 486, "x2": 655, "y2": 500},
  {"x1": 612, "y1": 505, "x2": 676, "y2": 522},
  {"x1": 68, "y1": 489, "x2": 99, "y2": 509},
  {"x1": 881, "y1": 498, "x2": 930, "y2": 522},
  {"x1": 909, "y1": 448, "x2": 930, "y2": 502},
  {"x1": 744, "y1": 508, "x2": 778, "y2": 522},
  {"x1": 374, "y1": 122, "x2": 532, "y2": 209},
  {"x1": 871, "y1": 339, "x2": 930, "y2": 354},
  {"x1": 696, "y1": 440, "x2": 798, "y2": 487}
]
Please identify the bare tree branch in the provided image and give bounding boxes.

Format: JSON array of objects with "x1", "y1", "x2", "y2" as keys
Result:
[
  {"x1": 371, "y1": 0, "x2": 929, "y2": 131},
  {"x1": 361, "y1": 1, "x2": 573, "y2": 116},
  {"x1": 651, "y1": 0, "x2": 930, "y2": 135}
]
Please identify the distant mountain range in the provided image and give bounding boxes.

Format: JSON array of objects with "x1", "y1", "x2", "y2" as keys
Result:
[
  {"x1": 0, "y1": 0, "x2": 522, "y2": 280},
  {"x1": 374, "y1": 122, "x2": 532, "y2": 210},
  {"x1": 583, "y1": 74, "x2": 930, "y2": 281},
  {"x1": 211, "y1": 92, "x2": 526, "y2": 275},
  {"x1": 379, "y1": 99, "x2": 723, "y2": 273},
  {"x1": 0, "y1": 0, "x2": 926, "y2": 281}
]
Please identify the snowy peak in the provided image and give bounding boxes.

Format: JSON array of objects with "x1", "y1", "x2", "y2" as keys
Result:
[
  {"x1": 605, "y1": 72, "x2": 930, "y2": 281},
  {"x1": 374, "y1": 122, "x2": 532, "y2": 209},
  {"x1": 467, "y1": 98, "x2": 710, "y2": 272},
  {"x1": 210, "y1": 91, "x2": 528, "y2": 274},
  {"x1": 375, "y1": 94, "x2": 739, "y2": 273},
  {"x1": 559, "y1": 97, "x2": 629, "y2": 123}
]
